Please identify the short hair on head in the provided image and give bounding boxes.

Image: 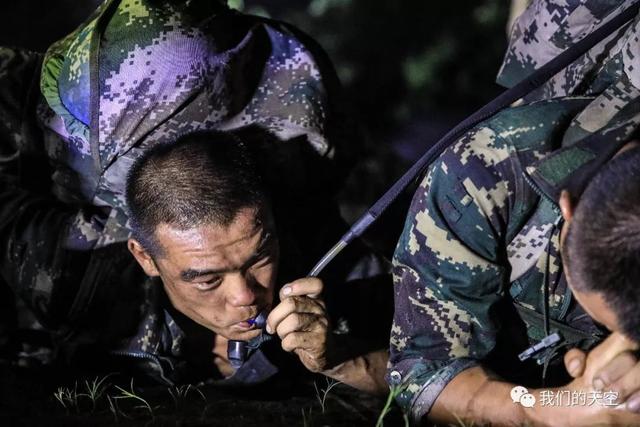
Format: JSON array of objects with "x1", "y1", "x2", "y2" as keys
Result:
[
  {"x1": 564, "y1": 145, "x2": 640, "y2": 341},
  {"x1": 125, "y1": 130, "x2": 267, "y2": 256}
]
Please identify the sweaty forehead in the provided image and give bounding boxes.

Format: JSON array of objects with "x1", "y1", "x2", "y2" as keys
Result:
[
  {"x1": 152, "y1": 206, "x2": 276, "y2": 269},
  {"x1": 156, "y1": 207, "x2": 266, "y2": 249}
]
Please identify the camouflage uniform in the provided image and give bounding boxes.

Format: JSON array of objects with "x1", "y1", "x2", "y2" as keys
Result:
[
  {"x1": 389, "y1": 0, "x2": 640, "y2": 421},
  {"x1": 0, "y1": 0, "x2": 362, "y2": 376}
]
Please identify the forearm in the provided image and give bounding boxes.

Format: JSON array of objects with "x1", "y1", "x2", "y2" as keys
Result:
[
  {"x1": 429, "y1": 366, "x2": 529, "y2": 426},
  {"x1": 322, "y1": 348, "x2": 389, "y2": 395},
  {"x1": 430, "y1": 333, "x2": 640, "y2": 427},
  {"x1": 429, "y1": 367, "x2": 592, "y2": 427}
]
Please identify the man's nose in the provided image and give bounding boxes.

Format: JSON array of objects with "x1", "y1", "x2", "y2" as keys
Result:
[{"x1": 226, "y1": 273, "x2": 258, "y2": 307}]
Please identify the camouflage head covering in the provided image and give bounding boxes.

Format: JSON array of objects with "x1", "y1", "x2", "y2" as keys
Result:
[
  {"x1": 498, "y1": 0, "x2": 640, "y2": 98},
  {"x1": 38, "y1": 0, "x2": 344, "y2": 250}
]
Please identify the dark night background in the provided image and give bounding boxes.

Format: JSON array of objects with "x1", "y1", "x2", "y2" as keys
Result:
[{"x1": 0, "y1": 1, "x2": 512, "y2": 425}]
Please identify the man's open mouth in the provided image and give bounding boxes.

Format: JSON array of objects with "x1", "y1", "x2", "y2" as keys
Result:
[{"x1": 233, "y1": 310, "x2": 267, "y2": 330}]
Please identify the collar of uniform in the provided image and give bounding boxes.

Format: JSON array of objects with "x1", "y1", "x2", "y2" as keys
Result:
[
  {"x1": 524, "y1": 128, "x2": 631, "y2": 205},
  {"x1": 112, "y1": 277, "x2": 183, "y2": 357}
]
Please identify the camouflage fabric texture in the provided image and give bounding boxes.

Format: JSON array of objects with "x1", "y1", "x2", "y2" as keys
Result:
[
  {"x1": 39, "y1": 0, "x2": 349, "y2": 250},
  {"x1": 389, "y1": 0, "x2": 640, "y2": 421},
  {"x1": 0, "y1": 0, "x2": 352, "y2": 337},
  {"x1": 498, "y1": 0, "x2": 640, "y2": 99},
  {"x1": 0, "y1": 0, "x2": 391, "y2": 385}
]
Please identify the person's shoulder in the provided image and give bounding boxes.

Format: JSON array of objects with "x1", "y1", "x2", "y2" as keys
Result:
[
  {"x1": 498, "y1": 0, "x2": 627, "y2": 88},
  {"x1": 430, "y1": 99, "x2": 586, "y2": 180},
  {"x1": 406, "y1": 98, "x2": 592, "y2": 233},
  {"x1": 423, "y1": 96, "x2": 593, "y2": 203},
  {"x1": 483, "y1": 96, "x2": 595, "y2": 154}
]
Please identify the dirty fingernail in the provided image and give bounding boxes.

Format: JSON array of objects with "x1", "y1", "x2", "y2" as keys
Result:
[{"x1": 593, "y1": 378, "x2": 605, "y2": 391}]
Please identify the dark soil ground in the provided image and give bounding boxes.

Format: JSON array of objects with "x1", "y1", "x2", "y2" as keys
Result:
[{"x1": 0, "y1": 362, "x2": 408, "y2": 427}]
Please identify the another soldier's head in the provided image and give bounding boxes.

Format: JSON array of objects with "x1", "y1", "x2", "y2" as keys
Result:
[
  {"x1": 125, "y1": 130, "x2": 279, "y2": 341},
  {"x1": 560, "y1": 144, "x2": 640, "y2": 342}
]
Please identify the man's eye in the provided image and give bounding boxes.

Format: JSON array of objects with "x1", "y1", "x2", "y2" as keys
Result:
[{"x1": 194, "y1": 278, "x2": 222, "y2": 291}]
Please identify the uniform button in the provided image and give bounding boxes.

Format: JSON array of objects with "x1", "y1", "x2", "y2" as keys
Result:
[{"x1": 389, "y1": 370, "x2": 402, "y2": 384}]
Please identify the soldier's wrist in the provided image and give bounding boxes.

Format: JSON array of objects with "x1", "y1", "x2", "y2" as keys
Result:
[{"x1": 523, "y1": 388, "x2": 555, "y2": 427}]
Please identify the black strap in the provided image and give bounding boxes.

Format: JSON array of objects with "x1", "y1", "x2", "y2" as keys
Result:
[
  {"x1": 310, "y1": 1, "x2": 640, "y2": 276},
  {"x1": 515, "y1": 304, "x2": 604, "y2": 344}
]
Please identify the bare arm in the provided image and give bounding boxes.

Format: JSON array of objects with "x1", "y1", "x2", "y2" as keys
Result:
[
  {"x1": 321, "y1": 342, "x2": 389, "y2": 395},
  {"x1": 429, "y1": 367, "x2": 526, "y2": 425},
  {"x1": 429, "y1": 334, "x2": 640, "y2": 427}
]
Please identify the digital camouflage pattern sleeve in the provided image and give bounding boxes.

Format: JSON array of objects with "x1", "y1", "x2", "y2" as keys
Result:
[{"x1": 388, "y1": 122, "x2": 520, "y2": 420}]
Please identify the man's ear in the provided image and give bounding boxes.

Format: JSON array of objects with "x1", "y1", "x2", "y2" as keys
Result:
[
  {"x1": 559, "y1": 190, "x2": 575, "y2": 223},
  {"x1": 127, "y1": 238, "x2": 160, "y2": 277}
]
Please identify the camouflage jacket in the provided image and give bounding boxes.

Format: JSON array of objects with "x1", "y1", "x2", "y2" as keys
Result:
[
  {"x1": 389, "y1": 0, "x2": 640, "y2": 421},
  {"x1": 0, "y1": 0, "x2": 354, "y2": 334}
]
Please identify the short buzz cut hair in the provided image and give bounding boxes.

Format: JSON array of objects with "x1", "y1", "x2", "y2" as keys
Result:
[
  {"x1": 125, "y1": 130, "x2": 267, "y2": 256},
  {"x1": 564, "y1": 145, "x2": 640, "y2": 341}
]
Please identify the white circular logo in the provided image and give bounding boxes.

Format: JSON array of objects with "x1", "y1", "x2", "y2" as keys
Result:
[
  {"x1": 510, "y1": 386, "x2": 536, "y2": 408},
  {"x1": 510, "y1": 386, "x2": 528, "y2": 403},
  {"x1": 520, "y1": 393, "x2": 536, "y2": 408}
]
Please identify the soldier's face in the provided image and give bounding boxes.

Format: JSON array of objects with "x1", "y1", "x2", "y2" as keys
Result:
[{"x1": 129, "y1": 206, "x2": 279, "y2": 341}]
